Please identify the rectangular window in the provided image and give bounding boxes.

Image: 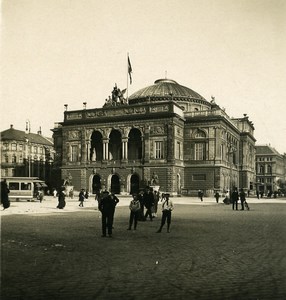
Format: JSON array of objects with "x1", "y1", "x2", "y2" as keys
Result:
[
  {"x1": 176, "y1": 141, "x2": 181, "y2": 159},
  {"x1": 3, "y1": 143, "x2": 9, "y2": 150},
  {"x1": 11, "y1": 143, "x2": 17, "y2": 151},
  {"x1": 193, "y1": 174, "x2": 206, "y2": 181},
  {"x1": 12, "y1": 156, "x2": 17, "y2": 163},
  {"x1": 155, "y1": 141, "x2": 163, "y2": 159},
  {"x1": 19, "y1": 144, "x2": 23, "y2": 151},
  {"x1": 71, "y1": 145, "x2": 78, "y2": 162},
  {"x1": 195, "y1": 143, "x2": 205, "y2": 160},
  {"x1": 9, "y1": 182, "x2": 20, "y2": 190},
  {"x1": 21, "y1": 182, "x2": 31, "y2": 190}
]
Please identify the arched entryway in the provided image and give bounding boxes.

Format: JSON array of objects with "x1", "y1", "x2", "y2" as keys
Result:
[
  {"x1": 111, "y1": 174, "x2": 120, "y2": 194},
  {"x1": 92, "y1": 174, "x2": 101, "y2": 194},
  {"x1": 130, "y1": 174, "x2": 140, "y2": 195}
]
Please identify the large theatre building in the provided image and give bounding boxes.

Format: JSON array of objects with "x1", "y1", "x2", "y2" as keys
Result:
[{"x1": 52, "y1": 78, "x2": 256, "y2": 196}]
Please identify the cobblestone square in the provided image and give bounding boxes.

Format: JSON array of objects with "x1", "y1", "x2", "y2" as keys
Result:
[{"x1": 1, "y1": 198, "x2": 286, "y2": 299}]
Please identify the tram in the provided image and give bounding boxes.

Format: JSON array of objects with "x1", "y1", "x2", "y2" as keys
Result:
[{"x1": 1, "y1": 177, "x2": 47, "y2": 201}]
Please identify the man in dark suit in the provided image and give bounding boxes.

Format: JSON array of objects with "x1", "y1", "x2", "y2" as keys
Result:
[
  {"x1": 99, "y1": 191, "x2": 118, "y2": 237},
  {"x1": 231, "y1": 188, "x2": 239, "y2": 210}
]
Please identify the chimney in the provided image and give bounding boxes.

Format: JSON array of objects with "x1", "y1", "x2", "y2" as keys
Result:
[
  {"x1": 10, "y1": 124, "x2": 13, "y2": 129},
  {"x1": 38, "y1": 126, "x2": 42, "y2": 135}
]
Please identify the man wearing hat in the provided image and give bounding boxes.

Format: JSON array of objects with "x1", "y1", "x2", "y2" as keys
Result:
[
  {"x1": 99, "y1": 191, "x2": 119, "y2": 237},
  {"x1": 156, "y1": 193, "x2": 174, "y2": 233}
]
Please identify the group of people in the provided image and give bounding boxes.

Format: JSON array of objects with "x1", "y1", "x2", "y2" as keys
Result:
[
  {"x1": 94, "y1": 187, "x2": 174, "y2": 237},
  {"x1": 218, "y1": 188, "x2": 249, "y2": 210}
]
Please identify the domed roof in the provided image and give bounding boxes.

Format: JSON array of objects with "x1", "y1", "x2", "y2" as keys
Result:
[{"x1": 128, "y1": 78, "x2": 207, "y2": 104}]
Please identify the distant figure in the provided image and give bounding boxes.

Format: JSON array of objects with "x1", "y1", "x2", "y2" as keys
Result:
[
  {"x1": 256, "y1": 190, "x2": 260, "y2": 199},
  {"x1": 231, "y1": 188, "x2": 239, "y2": 210},
  {"x1": 127, "y1": 194, "x2": 141, "y2": 230},
  {"x1": 156, "y1": 194, "x2": 174, "y2": 233},
  {"x1": 223, "y1": 190, "x2": 230, "y2": 204},
  {"x1": 69, "y1": 188, "x2": 74, "y2": 199},
  {"x1": 144, "y1": 188, "x2": 155, "y2": 221},
  {"x1": 239, "y1": 188, "x2": 246, "y2": 210},
  {"x1": 1, "y1": 179, "x2": 10, "y2": 210},
  {"x1": 153, "y1": 190, "x2": 160, "y2": 217},
  {"x1": 137, "y1": 189, "x2": 145, "y2": 221},
  {"x1": 198, "y1": 190, "x2": 203, "y2": 202},
  {"x1": 79, "y1": 189, "x2": 85, "y2": 207},
  {"x1": 84, "y1": 191, "x2": 89, "y2": 199},
  {"x1": 214, "y1": 191, "x2": 220, "y2": 203},
  {"x1": 57, "y1": 187, "x2": 66, "y2": 209},
  {"x1": 37, "y1": 189, "x2": 44, "y2": 203}
]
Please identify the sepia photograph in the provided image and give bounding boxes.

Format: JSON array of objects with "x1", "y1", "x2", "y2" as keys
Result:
[{"x1": 1, "y1": 0, "x2": 286, "y2": 299}]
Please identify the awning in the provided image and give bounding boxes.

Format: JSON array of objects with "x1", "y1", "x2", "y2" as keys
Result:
[
  {"x1": 35, "y1": 183, "x2": 41, "y2": 188},
  {"x1": 40, "y1": 183, "x2": 48, "y2": 187}
]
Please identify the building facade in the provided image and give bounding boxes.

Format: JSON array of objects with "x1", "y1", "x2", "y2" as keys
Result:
[
  {"x1": 1, "y1": 125, "x2": 55, "y2": 188},
  {"x1": 255, "y1": 145, "x2": 286, "y2": 194},
  {"x1": 52, "y1": 79, "x2": 256, "y2": 196}
]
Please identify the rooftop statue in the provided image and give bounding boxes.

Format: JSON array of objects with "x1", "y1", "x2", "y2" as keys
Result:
[{"x1": 104, "y1": 84, "x2": 127, "y2": 107}]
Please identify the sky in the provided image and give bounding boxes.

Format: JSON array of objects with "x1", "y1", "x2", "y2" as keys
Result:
[{"x1": 1, "y1": 0, "x2": 286, "y2": 153}]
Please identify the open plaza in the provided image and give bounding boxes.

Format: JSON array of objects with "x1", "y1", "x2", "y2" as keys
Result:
[{"x1": 1, "y1": 196, "x2": 286, "y2": 300}]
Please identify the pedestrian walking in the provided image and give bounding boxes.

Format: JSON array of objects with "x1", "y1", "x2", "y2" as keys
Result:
[
  {"x1": 57, "y1": 187, "x2": 66, "y2": 209},
  {"x1": 109, "y1": 193, "x2": 119, "y2": 228},
  {"x1": 239, "y1": 188, "x2": 246, "y2": 210},
  {"x1": 231, "y1": 188, "x2": 239, "y2": 210},
  {"x1": 198, "y1": 190, "x2": 203, "y2": 201},
  {"x1": 156, "y1": 193, "x2": 174, "y2": 233},
  {"x1": 79, "y1": 189, "x2": 85, "y2": 207},
  {"x1": 1, "y1": 179, "x2": 10, "y2": 210},
  {"x1": 99, "y1": 191, "x2": 119, "y2": 238},
  {"x1": 137, "y1": 189, "x2": 145, "y2": 221},
  {"x1": 127, "y1": 194, "x2": 141, "y2": 230},
  {"x1": 214, "y1": 191, "x2": 220, "y2": 203}
]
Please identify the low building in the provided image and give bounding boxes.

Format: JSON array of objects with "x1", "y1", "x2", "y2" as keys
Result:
[
  {"x1": 52, "y1": 78, "x2": 256, "y2": 196},
  {"x1": 1, "y1": 124, "x2": 55, "y2": 189}
]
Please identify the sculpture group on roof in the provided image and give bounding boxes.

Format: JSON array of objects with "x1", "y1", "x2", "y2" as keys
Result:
[{"x1": 104, "y1": 84, "x2": 128, "y2": 107}]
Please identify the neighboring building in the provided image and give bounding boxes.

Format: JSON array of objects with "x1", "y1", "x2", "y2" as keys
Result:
[
  {"x1": 52, "y1": 78, "x2": 256, "y2": 196},
  {"x1": 255, "y1": 145, "x2": 286, "y2": 194},
  {"x1": 1, "y1": 124, "x2": 55, "y2": 188}
]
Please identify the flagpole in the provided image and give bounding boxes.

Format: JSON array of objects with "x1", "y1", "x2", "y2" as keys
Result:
[{"x1": 127, "y1": 52, "x2": 129, "y2": 102}]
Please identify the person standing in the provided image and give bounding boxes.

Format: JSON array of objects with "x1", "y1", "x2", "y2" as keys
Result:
[
  {"x1": 144, "y1": 188, "x2": 155, "y2": 221},
  {"x1": 127, "y1": 194, "x2": 141, "y2": 230},
  {"x1": 214, "y1": 191, "x2": 220, "y2": 203},
  {"x1": 198, "y1": 190, "x2": 203, "y2": 201},
  {"x1": 79, "y1": 189, "x2": 85, "y2": 207},
  {"x1": 137, "y1": 189, "x2": 145, "y2": 221},
  {"x1": 1, "y1": 179, "x2": 10, "y2": 210},
  {"x1": 99, "y1": 191, "x2": 118, "y2": 238},
  {"x1": 239, "y1": 188, "x2": 246, "y2": 211},
  {"x1": 231, "y1": 188, "x2": 239, "y2": 210},
  {"x1": 153, "y1": 190, "x2": 159, "y2": 218},
  {"x1": 156, "y1": 193, "x2": 174, "y2": 233},
  {"x1": 57, "y1": 187, "x2": 66, "y2": 209},
  {"x1": 109, "y1": 193, "x2": 119, "y2": 228}
]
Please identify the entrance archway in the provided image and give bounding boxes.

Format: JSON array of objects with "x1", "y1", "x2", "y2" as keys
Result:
[
  {"x1": 111, "y1": 174, "x2": 120, "y2": 194},
  {"x1": 130, "y1": 174, "x2": 140, "y2": 195},
  {"x1": 92, "y1": 175, "x2": 101, "y2": 194}
]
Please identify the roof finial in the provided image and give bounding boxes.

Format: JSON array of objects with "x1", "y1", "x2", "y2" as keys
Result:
[{"x1": 165, "y1": 70, "x2": 167, "y2": 79}]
